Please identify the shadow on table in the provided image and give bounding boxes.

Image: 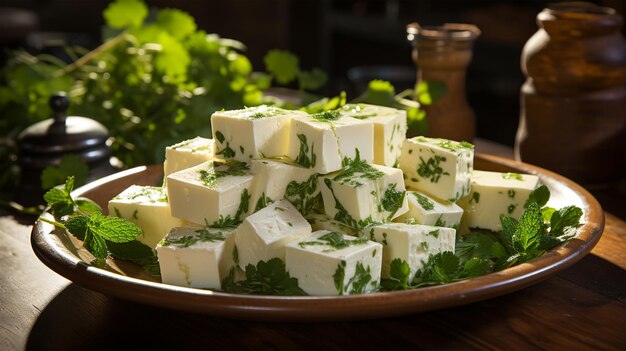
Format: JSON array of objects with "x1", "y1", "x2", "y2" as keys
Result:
[{"x1": 25, "y1": 255, "x2": 626, "y2": 351}]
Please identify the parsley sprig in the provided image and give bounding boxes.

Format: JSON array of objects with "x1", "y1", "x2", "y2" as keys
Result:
[{"x1": 221, "y1": 258, "x2": 306, "y2": 296}]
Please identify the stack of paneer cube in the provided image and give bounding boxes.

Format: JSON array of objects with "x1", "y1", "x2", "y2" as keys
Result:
[{"x1": 107, "y1": 103, "x2": 540, "y2": 296}]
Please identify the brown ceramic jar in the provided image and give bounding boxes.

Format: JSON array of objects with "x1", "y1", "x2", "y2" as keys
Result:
[{"x1": 516, "y1": 3, "x2": 626, "y2": 185}]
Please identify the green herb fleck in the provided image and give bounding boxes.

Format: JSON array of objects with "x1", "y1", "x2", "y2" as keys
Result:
[
  {"x1": 333, "y1": 149, "x2": 384, "y2": 185},
  {"x1": 502, "y1": 172, "x2": 524, "y2": 181},
  {"x1": 508, "y1": 204, "x2": 517, "y2": 214},
  {"x1": 470, "y1": 192, "x2": 480, "y2": 204},
  {"x1": 417, "y1": 155, "x2": 449, "y2": 183},
  {"x1": 508, "y1": 189, "x2": 516, "y2": 198},
  {"x1": 161, "y1": 228, "x2": 227, "y2": 248},
  {"x1": 299, "y1": 231, "x2": 368, "y2": 250},
  {"x1": 414, "y1": 192, "x2": 434, "y2": 211},
  {"x1": 295, "y1": 134, "x2": 316, "y2": 168},
  {"x1": 333, "y1": 260, "x2": 346, "y2": 294},
  {"x1": 348, "y1": 262, "x2": 372, "y2": 294},
  {"x1": 381, "y1": 184, "x2": 406, "y2": 220},
  {"x1": 311, "y1": 110, "x2": 341, "y2": 122}
]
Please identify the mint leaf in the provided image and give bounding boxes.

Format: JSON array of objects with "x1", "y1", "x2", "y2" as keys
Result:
[
  {"x1": 43, "y1": 179, "x2": 75, "y2": 218},
  {"x1": 455, "y1": 232, "x2": 500, "y2": 262},
  {"x1": 462, "y1": 258, "x2": 491, "y2": 278},
  {"x1": 264, "y1": 50, "x2": 299, "y2": 85},
  {"x1": 65, "y1": 215, "x2": 89, "y2": 240},
  {"x1": 104, "y1": 0, "x2": 148, "y2": 29},
  {"x1": 75, "y1": 198, "x2": 102, "y2": 215},
  {"x1": 549, "y1": 206, "x2": 583, "y2": 237},
  {"x1": 43, "y1": 188, "x2": 69, "y2": 205},
  {"x1": 298, "y1": 68, "x2": 327, "y2": 91},
  {"x1": 87, "y1": 212, "x2": 142, "y2": 243},
  {"x1": 84, "y1": 231, "x2": 108, "y2": 259},
  {"x1": 511, "y1": 202, "x2": 543, "y2": 254},
  {"x1": 524, "y1": 185, "x2": 550, "y2": 208},
  {"x1": 41, "y1": 154, "x2": 87, "y2": 190},
  {"x1": 107, "y1": 240, "x2": 160, "y2": 275}
]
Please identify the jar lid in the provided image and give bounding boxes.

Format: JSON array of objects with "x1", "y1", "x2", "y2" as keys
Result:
[
  {"x1": 17, "y1": 93, "x2": 109, "y2": 155},
  {"x1": 407, "y1": 23, "x2": 481, "y2": 42}
]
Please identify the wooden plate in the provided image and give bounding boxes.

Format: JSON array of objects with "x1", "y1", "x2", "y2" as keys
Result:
[{"x1": 31, "y1": 154, "x2": 605, "y2": 322}]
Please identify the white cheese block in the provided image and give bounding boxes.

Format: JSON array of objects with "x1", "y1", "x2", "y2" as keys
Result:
[
  {"x1": 156, "y1": 226, "x2": 236, "y2": 289},
  {"x1": 319, "y1": 159, "x2": 408, "y2": 229},
  {"x1": 459, "y1": 170, "x2": 540, "y2": 231},
  {"x1": 399, "y1": 136, "x2": 474, "y2": 202},
  {"x1": 235, "y1": 199, "x2": 312, "y2": 269},
  {"x1": 395, "y1": 190, "x2": 464, "y2": 229},
  {"x1": 249, "y1": 159, "x2": 321, "y2": 216},
  {"x1": 341, "y1": 104, "x2": 407, "y2": 167},
  {"x1": 211, "y1": 105, "x2": 307, "y2": 162},
  {"x1": 166, "y1": 160, "x2": 253, "y2": 226},
  {"x1": 285, "y1": 230, "x2": 382, "y2": 295},
  {"x1": 164, "y1": 137, "x2": 215, "y2": 177},
  {"x1": 368, "y1": 223, "x2": 455, "y2": 279},
  {"x1": 287, "y1": 111, "x2": 374, "y2": 174},
  {"x1": 306, "y1": 213, "x2": 360, "y2": 237},
  {"x1": 108, "y1": 186, "x2": 184, "y2": 250}
]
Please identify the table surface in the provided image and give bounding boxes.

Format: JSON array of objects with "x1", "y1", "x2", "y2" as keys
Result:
[{"x1": 2, "y1": 140, "x2": 626, "y2": 350}]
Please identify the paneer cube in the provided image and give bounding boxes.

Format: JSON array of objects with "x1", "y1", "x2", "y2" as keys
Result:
[
  {"x1": 235, "y1": 199, "x2": 311, "y2": 269},
  {"x1": 108, "y1": 186, "x2": 184, "y2": 249},
  {"x1": 368, "y1": 223, "x2": 455, "y2": 279},
  {"x1": 341, "y1": 104, "x2": 407, "y2": 167},
  {"x1": 285, "y1": 230, "x2": 382, "y2": 295},
  {"x1": 399, "y1": 136, "x2": 474, "y2": 202},
  {"x1": 156, "y1": 226, "x2": 236, "y2": 289},
  {"x1": 166, "y1": 160, "x2": 253, "y2": 226},
  {"x1": 319, "y1": 154, "x2": 408, "y2": 229},
  {"x1": 211, "y1": 105, "x2": 306, "y2": 162},
  {"x1": 395, "y1": 190, "x2": 464, "y2": 229},
  {"x1": 287, "y1": 110, "x2": 374, "y2": 174},
  {"x1": 459, "y1": 170, "x2": 540, "y2": 231},
  {"x1": 249, "y1": 159, "x2": 321, "y2": 216},
  {"x1": 164, "y1": 137, "x2": 215, "y2": 177}
]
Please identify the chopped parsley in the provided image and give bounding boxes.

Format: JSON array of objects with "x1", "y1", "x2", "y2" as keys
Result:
[
  {"x1": 294, "y1": 134, "x2": 316, "y2": 168},
  {"x1": 298, "y1": 231, "x2": 368, "y2": 250},
  {"x1": 160, "y1": 228, "x2": 227, "y2": 248},
  {"x1": 502, "y1": 172, "x2": 524, "y2": 181},
  {"x1": 333, "y1": 260, "x2": 346, "y2": 294},
  {"x1": 311, "y1": 110, "x2": 342, "y2": 122},
  {"x1": 333, "y1": 149, "x2": 384, "y2": 185},
  {"x1": 198, "y1": 160, "x2": 249, "y2": 187},
  {"x1": 417, "y1": 155, "x2": 449, "y2": 183},
  {"x1": 285, "y1": 173, "x2": 321, "y2": 216},
  {"x1": 414, "y1": 192, "x2": 434, "y2": 211},
  {"x1": 381, "y1": 184, "x2": 406, "y2": 220}
]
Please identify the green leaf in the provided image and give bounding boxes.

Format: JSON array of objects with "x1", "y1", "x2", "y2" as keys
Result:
[
  {"x1": 380, "y1": 258, "x2": 411, "y2": 291},
  {"x1": 511, "y1": 202, "x2": 544, "y2": 254},
  {"x1": 87, "y1": 212, "x2": 142, "y2": 243},
  {"x1": 222, "y1": 258, "x2": 306, "y2": 296},
  {"x1": 524, "y1": 185, "x2": 550, "y2": 209},
  {"x1": 41, "y1": 155, "x2": 87, "y2": 190},
  {"x1": 75, "y1": 198, "x2": 102, "y2": 215},
  {"x1": 353, "y1": 80, "x2": 397, "y2": 107},
  {"x1": 264, "y1": 50, "x2": 299, "y2": 84},
  {"x1": 499, "y1": 215, "x2": 518, "y2": 253},
  {"x1": 65, "y1": 215, "x2": 89, "y2": 241},
  {"x1": 103, "y1": 0, "x2": 148, "y2": 29},
  {"x1": 298, "y1": 68, "x2": 327, "y2": 91},
  {"x1": 84, "y1": 230, "x2": 108, "y2": 259},
  {"x1": 43, "y1": 188, "x2": 69, "y2": 206},
  {"x1": 455, "y1": 232, "x2": 499, "y2": 262},
  {"x1": 462, "y1": 258, "x2": 491, "y2": 278},
  {"x1": 107, "y1": 240, "x2": 160, "y2": 274},
  {"x1": 416, "y1": 80, "x2": 447, "y2": 105},
  {"x1": 542, "y1": 207, "x2": 557, "y2": 222},
  {"x1": 549, "y1": 206, "x2": 583, "y2": 236},
  {"x1": 155, "y1": 8, "x2": 197, "y2": 39}
]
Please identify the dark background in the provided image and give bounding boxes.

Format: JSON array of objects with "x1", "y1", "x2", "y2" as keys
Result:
[{"x1": 1, "y1": 0, "x2": 624, "y2": 145}]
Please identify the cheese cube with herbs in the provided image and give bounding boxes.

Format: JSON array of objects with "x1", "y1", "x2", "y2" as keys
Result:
[
  {"x1": 235, "y1": 200, "x2": 312, "y2": 269},
  {"x1": 319, "y1": 153, "x2": 408, "y2": 229},
  {"x1": 460, "y1": 170, "x2": 540, "y2": 231},
  {"x1": 164, "y1": 137, "x2": 215, "y2": 177},
  {"x1": 166, "y1": 160, "x2": 253, "y2": 226},
  {"x1": 399, "y1": 136, "x2": 474, "y2": 202},
  {"x1": 211, "y1": 105, "x2": 307, "y2": 162},
  {"x1": 341, "y1": 104, "x2": 407, "y2": 167},
  {"x1": 285, "y1": 230, "x2": 382, "y2": 296},
  {"x1": 368, "y1": 223, "x2": 455, "y2": 279},
  {"x1": 108, "y1": 186, "x2": 184, "y2": 249},
  {"x1": 287, "y1": 110, "x2": 374, "y2": 174},
  {"x1": 156, "y1": 226, "x2": 236, "y2": 289},
  {"x1": 395, "y1": 191, "x2": 464, "y2": 229},
  {"x1": 306, "y1": 213, "x2": 360, "y2": 237},
  {"x1": 248, "y1": 159, "x2": 321, "y2": 216}
]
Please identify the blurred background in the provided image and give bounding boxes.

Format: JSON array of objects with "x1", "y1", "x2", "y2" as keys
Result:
[{"x1": 1, "y1": 0, "x2": 624, "y2": 146}]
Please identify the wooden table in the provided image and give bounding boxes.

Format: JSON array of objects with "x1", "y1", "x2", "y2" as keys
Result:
[{"x1": 2, "y1": 141, "x2": 625, "y2": 350}]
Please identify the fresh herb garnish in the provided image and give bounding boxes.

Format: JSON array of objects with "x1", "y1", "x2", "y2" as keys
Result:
[
  {"x1": 310, "y1": 110, "x2": 341, "y2": 122},
  {"x1": 284, "y1": 173, "x2": 321, "y2": 216},
  {"x1": 417, "y1": 155, "x2": 449, "y2": 183},
  {"x1": 502, "y1": 172, "x2": 524, "y2": 181},
  {"x1": 254, "y1": 192, "x2": 273, "y2": 212},
  {"x1": 221, "y1": 258, "x2": 307, "y2": 296},
  {"x1": 333, "y1": 260, "x2": 346, "y2": 294},
  {"x1": 333, "y1": 149, "x2": 384, "y2": 184},
  {"x1": 298, "y1": 231, "x2": 368, "y2": 250},
  {"x1": 380, "y1": 184, "x2": 406, "y2": 220},
  {"x1": 323, "y1": 178, "x2": 380, "y2": 230},
  {"x1": 208, "y1": 189, "x2": 250, "y2": 228},
  {"x1": 414, "y1": 192, "x2": 435, "y2": 211},
  {"x1": 160, "y1": 228, "x2": 227, "y2": 248},
  {"x1": 347, "y1": 262, "x2": 372, "y2": 294},
  {"x1": 294, "y1": 134, "x2": 316, "y2": 168},
  {"x1": 198, "y1": 160, "x2": 249, "y2": 187}
]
